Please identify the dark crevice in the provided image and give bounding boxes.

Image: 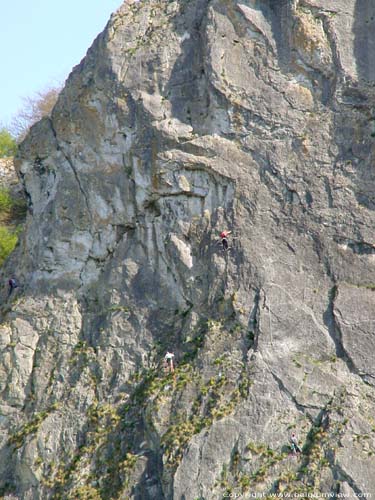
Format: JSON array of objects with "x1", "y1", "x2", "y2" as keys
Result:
[
  {"x1": 333, "y1": 236, "x2": 375, "y2": 255},
  {"x1": 114, "y1": 224, "x2": 135, "y2": 244},
  {"x1": 48, "y1": 118, "x2": 93, "y2": 222},
  {"x1": 151, "y1": 191, "x2": 206, "y2": 200},
  {"x1": 310, "y1": 232, "x2": 335, "y2": 279},
  {"x1": 333, "y1": 464, "x2": 365, "y2": 497},
  {"x1": 248, "y1": 289, "x2": 261, "y2": 352},
  {"x1": 269, "y1": 370, "x2": 320, "y2": 416},
  {"x1": 315, "y1": 9, "x2": 341, "y2": 105},
  {"x1": 267, "y1": 0, "x2": 293, "y2": 70},
  {"x1": 17, "y1": 169, "x2": 34, "y2": 214},
  {"x1": 323, "y1": 286, "x2": 359, "y2": 376},
  {"x1": 323, "y1": 176, "x2": 334, "y2": 208}
]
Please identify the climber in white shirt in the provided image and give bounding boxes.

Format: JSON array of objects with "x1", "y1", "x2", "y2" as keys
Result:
[{"x1": 164, "y1": 351, "x2": 175, "y2": 373}]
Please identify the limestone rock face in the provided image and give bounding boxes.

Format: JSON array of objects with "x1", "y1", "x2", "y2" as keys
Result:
[{"x1": 2, "y1": 0, "x2": 375, "y2": 498}]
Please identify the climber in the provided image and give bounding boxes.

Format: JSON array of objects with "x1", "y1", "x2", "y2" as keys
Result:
[
  {"x1": 164, "y1": 351, "x2": 175, "y2": 373},
  {"x1": 7, "y1": 278, "x2": 18, "y2": 298},
  {"x1": 289, "y1": 432, "x2": 302, "y2": 454},
  {"x1": 219, "y1": 230, "x2": 232, "y2": 251}
]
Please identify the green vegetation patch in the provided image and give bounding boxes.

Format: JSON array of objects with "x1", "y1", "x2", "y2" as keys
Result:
[
  {"x1": 0, "y1": 187, "x2": 27, "y2": 266},
  {"x1": 0, "y1": 226, "x2": 19, "y2": 266},
  {"x1": 0, "y1": 129, "x2": 17, "y2": 158},
  {"x1": 213, "y1": 391, "x2": 350, "y2": 497},
  {"x1": 8, "y1": 403, "x2": 59, "y2": 450},
  {"x1": 161, "y1": 368, "x2": 252, "y2": 468}
]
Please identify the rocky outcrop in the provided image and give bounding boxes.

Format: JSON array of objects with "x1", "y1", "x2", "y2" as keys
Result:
[
  {"x1": 1, "y1": 0, "x2": 375, "y2": 498},
  {"x1": 0, "y1": 158, "x2": 22, "y2": 202},
  {"x1": 0, "y1": 158, "x2": 18, "y2": 186}
]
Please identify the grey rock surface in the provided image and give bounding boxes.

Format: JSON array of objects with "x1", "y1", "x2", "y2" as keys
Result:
[{"x1": 1, "y1": 0, "x2": 375, "y2": 498}]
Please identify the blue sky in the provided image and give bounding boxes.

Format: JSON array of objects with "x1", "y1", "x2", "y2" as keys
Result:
[{"x1": 0, "y1": 0, "x2": 123, "y2": 127}]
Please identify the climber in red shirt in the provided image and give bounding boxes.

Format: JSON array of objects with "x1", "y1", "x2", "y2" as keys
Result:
[
  {"x1": 219, "y1": 230, "x2": 232, "y2": 251},
  {"x1": 290, "y1": 432, "x2": 302, "y2": 454}
]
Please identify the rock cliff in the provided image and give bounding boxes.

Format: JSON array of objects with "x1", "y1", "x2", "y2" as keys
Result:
[{"x1": 1, "y1": 0, "x2": 375, "y2": 498}]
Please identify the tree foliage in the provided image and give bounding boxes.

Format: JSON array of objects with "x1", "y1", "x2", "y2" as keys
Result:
[
  {"x1": 0, "y1": 129, "x2": 17, "y2": 157},
  {"x1": 0, "y1": 226, "x2": 18, "y2": 266},
  {"x1": 0, "y1": 187, "x2": 14, "y2": 213},
  {"x1": 11, "y1": 85, "x2": 62, "y2": 141},
  {"x1": 0, "y1": 187, "x2": 26, "y2": 267}
]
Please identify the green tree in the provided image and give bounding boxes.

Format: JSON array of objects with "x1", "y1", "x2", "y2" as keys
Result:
[
  {"x1": 0, "y1": 226, "x2": 18, "y2": 266},
  {"x1": 0, "y1": 188, "x2": 26, "y2": 266},
  {"x1": 0, "y1": 187, "x2": 14, "y2": 214},
  {"x1": 0, "y1": 128, "x2": 17, "y2": 157}
]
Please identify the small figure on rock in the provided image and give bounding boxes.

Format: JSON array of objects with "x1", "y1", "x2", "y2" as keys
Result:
[
  {"x1": 7, "y1": 278, "x2": 18, "y2": 298},
  {"x1": 164, "y1": 351, "x2": 175, "y2": 373},
  {"x1": 219, "y1": 230, "x2": 232, "y2": 251},
  {"x1": 289, "y1": 432, "x2": 302, "y2": 455}
]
